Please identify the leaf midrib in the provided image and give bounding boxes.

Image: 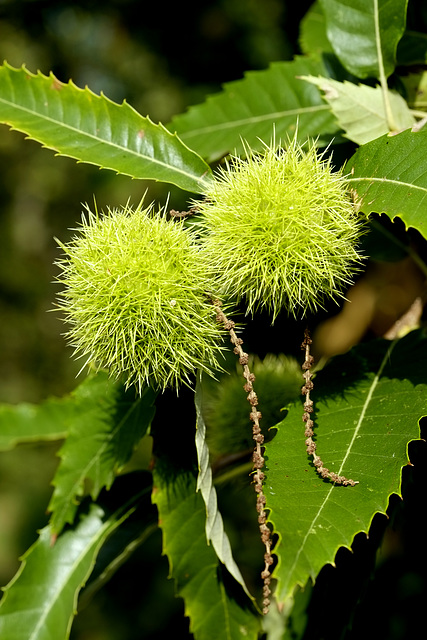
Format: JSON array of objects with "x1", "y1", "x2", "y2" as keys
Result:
[
  {"x1": 177, "y1": 104, "x2": 330, "y2": 139},
  {"x1": 373, "y1": 0, "x2": 384, "y2": 79},
  {"x1": 346, "y1": 176, "x2": 427, "y2": 194},
  {"x1": 0, "y1": 95, "x2": 209, "y2": 186}
]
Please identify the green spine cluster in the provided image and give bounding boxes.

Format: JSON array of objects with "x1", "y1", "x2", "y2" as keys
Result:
[
  {"x1": 195, "y1": 138, "x2": 364, "y2": 319},
  {"x1": 55, "y1": 203, "x2": 224, "y2": 392}
]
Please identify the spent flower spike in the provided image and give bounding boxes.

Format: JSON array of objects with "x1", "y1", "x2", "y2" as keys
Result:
[
  {"x1": 55, "y1": 202, "x2": 225, "y2": 393},
  {"x1": 196, "y1": 136, "x2": 365, "y2": 319}
]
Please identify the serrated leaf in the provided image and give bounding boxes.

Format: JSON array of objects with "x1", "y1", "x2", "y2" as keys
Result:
[
  {"x1": 300, "y1": 75, "x2": 415, "y2": 144},
  {"x1": 265, "y1": 330, "x2": 426, "y2": 603},
  {"x1": 0, "y1": 372, "x2": 150, "y2": 451},
  {"x1": 168, "y1": 57, "x2": 341, "y2": 163},
  {"x1": 194, "y1": 378, "x2": 252, "y2": 598},
  {"x1": 152, "y1": 467, "x2": 260, "y2": 640},
  {"x1": 48, "y1": 372, "x2": 157, "y2": 534},
  {"x1": 0, "y1": 62, "x2": 211, "y2": 193},
  {"x1": 0, "y1": 497, "x2": 138, "y2": 640},
  {"x1": 319, "y1": 0, "x2": 408, "y2": 79},
  {"x1": 345, "y1": 128, "x2": 427, "y2": 238}
]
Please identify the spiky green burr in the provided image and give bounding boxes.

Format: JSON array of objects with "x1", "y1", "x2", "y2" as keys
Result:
[
  {"x1": 196, "y1": 138, "x2": 365, "y2": 319},
  {"x1": 55, "y1": 203, "x2": 225, "y2": 392}
]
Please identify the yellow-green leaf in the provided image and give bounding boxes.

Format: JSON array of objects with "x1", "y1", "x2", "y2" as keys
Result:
[{"x1": 301, "y1": 75, "x2": 415, "y2": 143}]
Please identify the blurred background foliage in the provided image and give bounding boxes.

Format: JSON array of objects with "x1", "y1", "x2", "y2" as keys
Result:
[{"x1": 1, "y1": 2, "x2": 426, "y2": 639}]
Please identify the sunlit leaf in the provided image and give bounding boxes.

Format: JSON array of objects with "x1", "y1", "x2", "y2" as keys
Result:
[
  {"x1": 266, "y1": 330, "x2": 426, "y2": 602},
  {"x1": 194, "y1": 378, "x2": 251, "y2": 598},
  {"x1": 301, "y1": 75, "x2": 414, "y2": 144},
  {"x1": 0, "y1": 62, "x2": 211, "y2": 193}
]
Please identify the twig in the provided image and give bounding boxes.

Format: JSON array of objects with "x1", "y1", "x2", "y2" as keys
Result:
[{"x1": 168, "y1": 208, "x2": 196, "y2": 219}]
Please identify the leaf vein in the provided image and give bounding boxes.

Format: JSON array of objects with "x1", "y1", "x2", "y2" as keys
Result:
[{"x1": 179, "y1": 105, "x2": 330, "y2": 139}]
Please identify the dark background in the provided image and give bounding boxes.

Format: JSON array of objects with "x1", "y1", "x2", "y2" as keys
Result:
[{"x1": 0, "y1": 2, "x2": 426, "y2": 639}]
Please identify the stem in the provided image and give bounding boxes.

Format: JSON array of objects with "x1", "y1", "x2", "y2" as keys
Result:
[
  {"x1": 411, "y1": 114, "x2": 427, "y2": 133},
  {"x1": 374, "y1": 0, "x2": 397, "y2": 132},
  {"x1": 410, "y1": 110, "x2": 427, "y2": 120}
]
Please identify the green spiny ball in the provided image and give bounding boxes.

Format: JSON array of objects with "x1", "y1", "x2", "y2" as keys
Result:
[
  {"x1": 195, "y1": 137, "x2": 365, "y2": 319},
  {"x1": 55, "y1": 203, "x2": 225, "y2": 392}
]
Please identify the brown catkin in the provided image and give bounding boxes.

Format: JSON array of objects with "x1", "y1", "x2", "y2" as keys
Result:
[
  {"x1": 214, "y1": 299, "x2": 273, "y2": 613},
  {"x1": 301, "y1": 329, "x2": 358, "y2": 487}
]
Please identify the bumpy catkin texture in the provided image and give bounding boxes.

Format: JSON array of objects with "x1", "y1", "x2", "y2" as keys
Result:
[
  {"x1": 55, "y1": 202, "x2": 225, "y2": 393},
  {"x1": 195, "y1": 137, "x2": 364, "y2": 320}
]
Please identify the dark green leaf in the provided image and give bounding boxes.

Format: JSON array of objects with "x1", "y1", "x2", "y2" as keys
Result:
[
  {"x1": 77, "y1": 472, "x2": 157, "y2": 608},
  {"x1": 397, "y1": 30, "x2": 427, "y2": 65},
  {"x1": 319, "y1": 0, "x2": 408, "y2": 79},
  {"x1": 360, "y1": 213, "x2": 412, "y2": 262},
  {"x1": 0, "y1": 63, "x2": 211, "y2": 193},
  {"x1": 0, "y1": 479, "x2": 151, "y2": 640},
  {"x1": 346, "y1": 128, "x2": 427, "y2": 239},
  {"x1": 152, "y1": 465, "x2": 260, "y2": 640},
  {"x1": 168, "y1": 57, "x2": 341, "y2": 163},
  {"x1": 48, "y1": 372, "x2": 157, "y2": 534},
  {"x1": 266, "y1": 330, "x2": 426, "y2": 603}
]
